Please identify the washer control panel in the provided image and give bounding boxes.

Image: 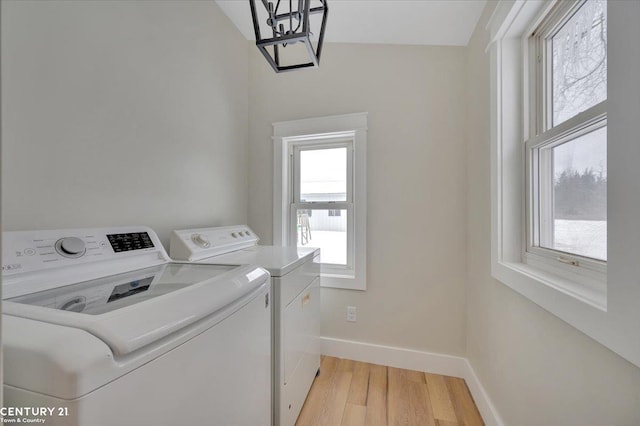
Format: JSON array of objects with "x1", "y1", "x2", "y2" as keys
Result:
[
  {"x1": 170, "y1": 225, "x2": 259, "y2": 261},
  {"x1": 2, "y1": 227, "x2": 164, "y2": 277}
]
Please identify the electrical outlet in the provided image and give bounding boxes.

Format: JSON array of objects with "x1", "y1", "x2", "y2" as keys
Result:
[{"x1": 346, "y1": 306, "x2": 357, "y2": 322}]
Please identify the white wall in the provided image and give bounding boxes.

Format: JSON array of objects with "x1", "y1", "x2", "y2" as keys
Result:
[
  {"x1": 466, "y1": 3, "x2": 640, "y2": 425},
  {"x1": 249, "y1": 44, "x2": 468, "y2": 355},
  {"x1": 1, "y1": 0, "x2": 249, "y2": 248}
]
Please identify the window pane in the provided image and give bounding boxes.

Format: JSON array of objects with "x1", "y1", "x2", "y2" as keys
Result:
[
  {"x1": 297, "y1": 209, "x2": 347, "y2": 265},
  {"x1": 540, "y1": 126, "x2": 607, "y2": 260},
  {"x1": 552, "y1": 0, "x2": 607, "y2": 126},
  {"x1": 300, "y1": 147, "x2": 347, "y2": 202}
]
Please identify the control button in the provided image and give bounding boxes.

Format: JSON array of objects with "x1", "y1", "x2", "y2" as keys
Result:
[
  {"x1": 55, "y1": 237, "x2": 86, "y2": 258},
  {"x1": 245, "y1": 231, "x2": 251, "y2": 236},
  {"x1": 99, "y1": 241, "x2": 107, "y2": 247},
  {"x1": 191, "y1": 233, "x2": 211, "y2": 248},
  {"x1": 231, "y1": 233, "x2": 238, "y2": 238},
  {"x1": 24, "y1": 248, "x2": 36, "y2": 256}
]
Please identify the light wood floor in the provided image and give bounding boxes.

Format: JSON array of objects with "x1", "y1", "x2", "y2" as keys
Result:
[{"x1": 296, "y1": 356, "x2": 484, "y2": 426}]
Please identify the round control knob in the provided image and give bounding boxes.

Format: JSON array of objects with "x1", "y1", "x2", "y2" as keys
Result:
[
  {"x1": 191, "y1": 233, "x2": 211, "y2": 248},
  {"x1": 55, "y1": 237, "x2": 86, "y2": 258}
]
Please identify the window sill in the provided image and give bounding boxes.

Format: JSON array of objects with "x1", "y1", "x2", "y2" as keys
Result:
[
  {"x1": 321, "y1": 273, "x2": 365, "y2": 291},
  {"x1": 492, "y1": 259, "x2": 606, "y2": 313}
]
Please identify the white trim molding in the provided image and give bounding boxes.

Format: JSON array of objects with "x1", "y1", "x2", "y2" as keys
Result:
[
  {"x1": 273, "y1": 112, "x2": 368, "y2": 139},
  {"x1": 273, "y1": 113, "x2": 368, "y2": 291},
  {"x1": 320, "y1": 337, "x2": 504, "y2": 426},
  {"x1": 489, "y1": 0, "x2": 640, "y2": 368}
]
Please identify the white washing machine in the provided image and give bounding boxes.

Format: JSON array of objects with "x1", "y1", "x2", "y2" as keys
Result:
[
  {"x1": 1, "y1": 226, "x2": 271, "y2": 426},
  {"x1": 170, "y1": 225, "x2": 320, "y2": 426}
]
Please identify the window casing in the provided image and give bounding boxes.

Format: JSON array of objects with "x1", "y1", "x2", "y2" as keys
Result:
[
  {"x1": 273, "y1": 113, "x2": 367, "y2": 290},
  {"x1": 524, "y1": 0, "x2": 607, "y2": 284},
  {"x1": 488, "y1": 0, "x2": 640, "y2": 370}
]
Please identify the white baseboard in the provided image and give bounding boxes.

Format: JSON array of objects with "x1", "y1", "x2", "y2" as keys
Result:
[{"x1": 320, "y1": 337, "x2": 504, "y2": 426}]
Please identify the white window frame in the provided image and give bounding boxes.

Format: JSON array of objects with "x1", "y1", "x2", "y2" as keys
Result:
[
  {"x1": 489, "y1": 0, "x2": 640, "y2": 368},
  {"x1": 524, "y1": 0, "x2": 608, "y2": 283},
  {"x1": 273, "y1": 113, "x2": 367, "y2": 290},
  {"x1": 291, "y1": 139, "x2": 354, "y2": 274}
]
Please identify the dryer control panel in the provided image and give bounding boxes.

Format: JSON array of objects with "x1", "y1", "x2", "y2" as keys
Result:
[{"x1": 170, "y1": 225, "x2": 259, "y2": 261}]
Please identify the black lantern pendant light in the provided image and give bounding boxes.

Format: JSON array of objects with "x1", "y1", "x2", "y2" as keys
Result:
[{"x1": 249, "y1": 0, "x2": 328, "y2": 73}]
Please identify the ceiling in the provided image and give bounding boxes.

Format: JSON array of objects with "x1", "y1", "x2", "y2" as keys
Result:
[{"x1": 215, "y1": 0, "x2": 486, "y2": 47}]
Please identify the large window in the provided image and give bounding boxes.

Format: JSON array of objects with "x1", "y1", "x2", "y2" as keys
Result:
[
  {"x1": 489, "y1": 0, "x2": 640, "y2": 370},
  {"x1": 273, "y1": 113, "x2": 367, "y2": 290},
  {"x1": 526, "y1": 0, "x2": 607, "y2": 273}
]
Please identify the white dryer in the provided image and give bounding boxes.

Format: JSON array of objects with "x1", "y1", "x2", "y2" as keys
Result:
[
  {"x1": 2, "y1": 226, "x2": 271, "y2": 426},
  {"x1": 170, "y1": 225, "x2": 321, "y2": 426}
]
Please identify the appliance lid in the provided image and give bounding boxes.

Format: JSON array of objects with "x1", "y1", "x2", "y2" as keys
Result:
[
  {"x1": 3, "y1": 262, "x2": 269, "y2": 356},
  {"x1": 201, "y1": 245, "x2": 319, "y2": 277}
]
